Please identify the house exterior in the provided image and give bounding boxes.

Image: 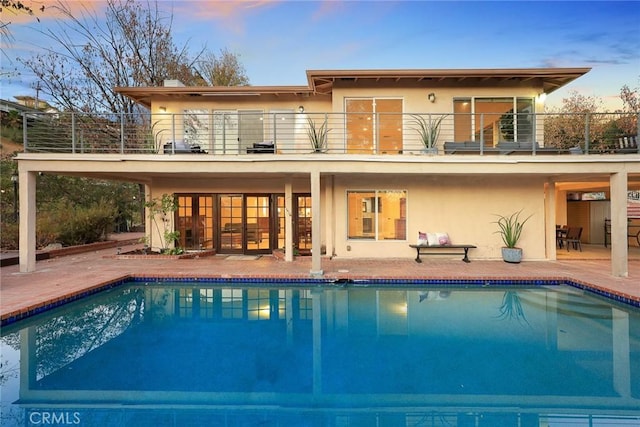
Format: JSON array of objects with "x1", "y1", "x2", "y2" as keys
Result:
[{"x1": 15, "y1": 68, "x2": 640, "y2": 276}]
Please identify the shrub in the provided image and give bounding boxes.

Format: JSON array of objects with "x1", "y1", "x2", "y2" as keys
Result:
[
  {"x1": 54, "y1": 200, "x2": 117, "y2": 246},
  {"x1": 0, "y1": 221, "x2": 19, "y2": 250}
]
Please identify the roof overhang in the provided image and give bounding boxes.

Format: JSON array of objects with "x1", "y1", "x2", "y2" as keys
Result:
[
  {"x1": 115, "y1": 68, "x2": 591, "y2": 108},
  {"x1": 114, "y1": 85, "x2": 313, "y2": 108},
  {"x1": 306, "y1": 68, "x2": 591, "y2": 95}
]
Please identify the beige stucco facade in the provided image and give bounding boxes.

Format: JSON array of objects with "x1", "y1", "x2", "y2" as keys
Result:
[{"x1": 15, "y1": 68, "x2": 640, "y2": 276}]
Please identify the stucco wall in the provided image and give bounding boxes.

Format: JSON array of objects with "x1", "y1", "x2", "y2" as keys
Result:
[
  {"x1": 329, "y1": 174, "x2": 546, "y2": 261},
  {"x1": 147, "y1": 173, "x2": 546, "y2": 261}
]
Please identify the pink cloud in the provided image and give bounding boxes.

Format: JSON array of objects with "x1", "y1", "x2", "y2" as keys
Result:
[
  {"x1": 171, "y1": 0, "x2": 280, "y2": 35},
  {"x1": 4, "y1": 0, "x2": 105, "y2": 24}
]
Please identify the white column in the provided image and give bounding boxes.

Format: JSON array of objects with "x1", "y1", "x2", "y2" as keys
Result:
[
  {"x1": 610, "y1": 171, "x2": 628, "y2": 277},
  {"x1": 310, "y1": 170, "x2": 323, "y2": 276},
  {"x1": 19, "y1": 170, "x2": 37, "y2": 272},
  {"x1": 545, "y1": 181, "x2": 557, "y2": 260},
  {"x1": 612, "y1": 308, "x2": 631, "y2": 397},
  {"x1": 285, "y1": 179, "x2": 293, "y2": 262}
]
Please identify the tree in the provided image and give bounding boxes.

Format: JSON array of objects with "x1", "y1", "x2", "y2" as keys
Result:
[
  {"x1": 618, "y1": 82, "x2": 639, "y2": 136},
  {"x1": 195, "y1": 48, "x2": 250, "y2": 86},
  {"x1": 0, "y1": 0, "x2": 43, "y2": 57},
  {"x1": 19, "y1": 0, "x2": 250, "y2": 114},
  {"x1": 544, "y1": 90, "x2": 615, "y2": 151},
  {"x1": 19, "y1": 0, "x2": 201, "y2": 115}
]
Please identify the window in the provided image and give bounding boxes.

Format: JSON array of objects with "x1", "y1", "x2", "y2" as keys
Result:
[
  {"x1": 347, "y1": 190, "x2": 407, "y2": 240},
  {"x1": 453, "y1": 97, "x2": 535, "y2": 146},
  {"x1": 345, "y1": 98, "x2": 403, "y2": 154},
  {"x1": 221, "y1": 288, "x2": 243, "y2": 319}
]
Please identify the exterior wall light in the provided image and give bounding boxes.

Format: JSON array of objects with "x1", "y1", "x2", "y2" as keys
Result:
[
  {"x1": 159, "y1": 106, "x2": 167, "y2": 112},
  {"x1": 298, "y1": 105, "x2": 305, "y2": 113},
  {"x1": 537, "y1": 93, "x2": 547, "y2": 103},
  {"x1": 427, "y1": 93, "x2": 436, "y2": 103}
]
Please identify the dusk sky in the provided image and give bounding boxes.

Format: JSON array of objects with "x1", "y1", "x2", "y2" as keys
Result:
[{"x1": 2, "y1": 1, "x2": 639, "y2": 110}]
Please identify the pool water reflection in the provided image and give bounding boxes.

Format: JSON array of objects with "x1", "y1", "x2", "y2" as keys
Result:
[{"x1": 1, "y1": 282, "x2": 639, "y2": 426}]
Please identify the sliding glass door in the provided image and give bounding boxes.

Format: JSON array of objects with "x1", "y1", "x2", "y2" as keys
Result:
[{"x1": 346, "y1": 98, "x2": 403, "y2": 154}]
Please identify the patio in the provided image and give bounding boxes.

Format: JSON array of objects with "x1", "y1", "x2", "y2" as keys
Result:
[{"x1": 1, "y1": 234, "x2": 639, "y2": 325}]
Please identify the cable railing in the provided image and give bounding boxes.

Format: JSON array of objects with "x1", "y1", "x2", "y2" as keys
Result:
[{"x1": 22, "y1": 111, "x2": 639, "y2": 156}]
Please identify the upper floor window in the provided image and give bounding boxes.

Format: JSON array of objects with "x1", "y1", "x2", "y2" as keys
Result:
[{"x1": 453, "y1": 97, "x2": 534, "y2": 146}]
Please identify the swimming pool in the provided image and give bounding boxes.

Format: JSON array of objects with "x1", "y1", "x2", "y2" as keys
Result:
[{"x1": 1, "y1": 280, "x2": 639, "y2": 426}]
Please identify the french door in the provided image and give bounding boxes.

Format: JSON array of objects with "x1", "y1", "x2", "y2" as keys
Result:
[
  {"x1": 176, "y1": 195, "x2": 214, "y2": 250},
  {"x1": 219, "y1": 194, "x2": 271, "y2": 254},
  {"x1": 177, "y1": 193, "x2": 311, "y2": 255}
]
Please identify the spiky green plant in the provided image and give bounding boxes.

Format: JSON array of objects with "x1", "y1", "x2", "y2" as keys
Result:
[
  {"x1": 493, "y1": 210, "x2": 532, "y2": 248},
  {"x1": 412, "y1": 114, "x2": 446, "y2": 149},
  {"x1": 306, "y1": 117, "x2": 329, "y2": 152}
]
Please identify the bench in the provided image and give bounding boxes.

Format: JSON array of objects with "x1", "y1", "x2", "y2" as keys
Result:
[
  {"x1": 163, "y1": 140, "x2": 207, "y2": 154},
  {"x1": 604, "y1": 219, "x2": 640, "y2": 247},
  {"x1": 614, "y1": 135, "x2": 638, "y2": 154},
  {"x1": 409, "y1": 244, "x2": 477, "y2": 263},
  {"x1": 495, "y1": 141, "x2": 561, "y2": 155},
  {"x1": 246, "y1": 141, "x2": 275, "y2": 154}
]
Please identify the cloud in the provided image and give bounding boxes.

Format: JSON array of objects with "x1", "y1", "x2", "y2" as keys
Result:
[
  {"x1": 1, "y1": 0, "x2": 104, "y2": 24},
  {"x1": 171, "y1": 0, "x2": 280, "y2": 35}
]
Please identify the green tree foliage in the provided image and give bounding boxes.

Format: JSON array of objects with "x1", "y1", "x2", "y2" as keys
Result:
[
  {"x1": 544, "y1": 87, "x2": 638, "y2": 151},
  {"x1": 144, "y1": 193, "x2": 181, "y2": 254},
  {"x1": 0, "y1": 157, "x2": 144, "y2": 249},
  {"x1": 195, "y1": 48, "x2": 250, "y2": 86}
]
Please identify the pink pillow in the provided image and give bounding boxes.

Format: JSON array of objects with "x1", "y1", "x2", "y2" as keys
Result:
[
  {"x1": 436, "y1": 232, "x2": 451, "y2": 246},
  {"x1": 417, "y1": 231, "x2": 428, "y2": 245}
]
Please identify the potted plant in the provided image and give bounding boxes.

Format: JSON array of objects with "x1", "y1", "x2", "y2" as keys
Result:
[
  {"x1": 306, "y1": 116, "x2": 329, "y2": 153},
  {"x1": 493, "y1": 210, "x2": 531, "y2": 263},
  {"x1": 412, "y1": 114, "x2": 446, "y2": 154}
]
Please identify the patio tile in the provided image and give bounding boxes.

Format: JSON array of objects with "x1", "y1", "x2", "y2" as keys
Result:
[{"x1": 1, "y1": 236, "x2": 639, "y2": 323}]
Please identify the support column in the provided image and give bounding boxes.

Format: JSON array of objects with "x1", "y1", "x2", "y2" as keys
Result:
[
  {"x1": 610, "y1": 172, "x2": 628, "y2": 277},
  {"x1": 310, "y1": 170, "x2": 323, "y2": 276},
  {"x1": 545, "y1": 181, "x2": 557, "y2": 260},
  {"x1": 19, "y1": 170, "x2": 36, "y2": 272},
  {"x1": 285, "y1": 179, "x2": 294, "y2": 262},
  {"x1": 612, "y1": 308, "x2": 631, "y2": 397}
]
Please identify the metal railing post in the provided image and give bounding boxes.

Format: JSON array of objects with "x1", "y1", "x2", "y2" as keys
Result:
[
  {"x1": 273, "y1": 112, "x2": 277, "y2": 153},
  {"x1": 584, "y1": 112, "x2": 590, "y2": 154},
  {"x1": 22, "y1": 113, "x2": 28, "y2": 152},
  {"x1": 71, "y1": 113, "x2": 76, "y2": 154},
  {"x1": 120, "y1": 112, "x2": 125, "y2": 154},
  {"x1": 479, "y1": 114, "x2": 484, "y2": 155},
  {"x1": 171, "y1": 113, "x2": 176, "y2": 154},
  {"x1": 637, "y1": 113, "x2": 640, "y2": 154}
]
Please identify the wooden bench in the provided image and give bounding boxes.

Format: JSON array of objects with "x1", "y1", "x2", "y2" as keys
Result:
[{"x1": 409, "y1": 244, "x2": 477, "y2": 263}]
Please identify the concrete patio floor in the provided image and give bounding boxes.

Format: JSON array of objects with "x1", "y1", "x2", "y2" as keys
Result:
[{"x1": 1, "y1": 234, "x2": 639, "y2": 324}]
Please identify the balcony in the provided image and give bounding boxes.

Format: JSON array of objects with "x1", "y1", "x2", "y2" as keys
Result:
[{"x1": 20, "y1": 111, "x2": 639, "y2": 156}]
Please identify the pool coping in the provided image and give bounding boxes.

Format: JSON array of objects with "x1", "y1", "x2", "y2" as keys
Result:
[{"x1": 2, "y1": 273, "x2": 639, "y2": 327}]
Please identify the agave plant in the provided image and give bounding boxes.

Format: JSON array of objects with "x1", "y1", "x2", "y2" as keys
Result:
[
  {"x1": 411, "y1": 114, "x2": 446, "y2": 149},
  {"x1": 306, "y1": 116, "x2": 329, "y2": 152},
  {"x1": 493, "y1": 210, "x2": 532, "y2": 248},
  {"x1": 497, "y1": 291, "x2": 529, "y2": 324}
]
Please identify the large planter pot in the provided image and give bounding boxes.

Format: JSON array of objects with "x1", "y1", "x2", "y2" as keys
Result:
[{"x1": 501, "y1": 247, "x2": 523, "y2": 263}]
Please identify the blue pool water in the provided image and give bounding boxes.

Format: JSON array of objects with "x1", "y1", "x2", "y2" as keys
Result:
[{"x1": 1, "y1": 280, "x2": 639, "y2": 426}]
